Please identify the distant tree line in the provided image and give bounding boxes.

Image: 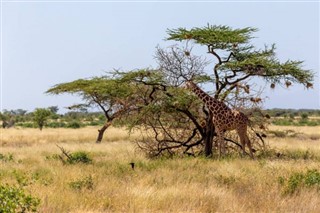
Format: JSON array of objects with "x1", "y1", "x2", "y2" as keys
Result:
[
  {"x1": 265, "y1": 108, "x2": 320, "y2": 126},
  {"x1": 1, "y1": 107, "x2": 319, "y2": 130},
  {"x1": 0, "y1": 107, "x2": 106, "y2": 130},
  {"x1": 264, "y1": 108, "x2": 320, "y2": 117}
]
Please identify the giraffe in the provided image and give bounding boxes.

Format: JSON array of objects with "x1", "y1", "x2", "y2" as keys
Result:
[{"x1": 185, "y1": 80, "x2": 254, "y2": 158}]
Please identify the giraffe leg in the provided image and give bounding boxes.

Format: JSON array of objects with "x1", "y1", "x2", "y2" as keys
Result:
[
  {"x1": 238, "y1": 134, "x2": 246, "y2": 156},
  {"x1": 217, "y1": 131, "x2": 225, "y2": 157},
  {"x1": 245, "y1": 134, "x2": 254, "y2": 159}
]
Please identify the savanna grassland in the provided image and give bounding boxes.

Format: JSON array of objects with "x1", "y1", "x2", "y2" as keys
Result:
[{"x1": 1, "y1": 126, "x2": 320, "y2": 212}]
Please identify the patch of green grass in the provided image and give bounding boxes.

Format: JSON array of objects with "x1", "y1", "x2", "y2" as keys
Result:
[
  {"x1": 0, "y1": 153, "x2": 14, "y2": 162},
  {"x1": 279, "y1": 169, "x2": 320, "y2": 195}
]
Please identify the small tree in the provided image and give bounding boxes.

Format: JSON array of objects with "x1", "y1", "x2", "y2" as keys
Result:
[
  {"x1": 0, "y1": 110, "x2": 16, "y2": 128},
  {"x1": 46, "y1": 77, "x2": 149, "y2": 142},
  {"x1": 33, "y1": 108, "x2": 52, "y2": 131},
  {"x1": 301, "y1": 113, "x2": 309, "y2": 120}
]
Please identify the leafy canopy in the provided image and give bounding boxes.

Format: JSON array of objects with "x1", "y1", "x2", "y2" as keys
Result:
[
  {"x1": 166, "y1": 24, "x2": 313, "y2": 89},
  {"x1": 167, "y1": 24, "x2": 257, "y2": 50}
]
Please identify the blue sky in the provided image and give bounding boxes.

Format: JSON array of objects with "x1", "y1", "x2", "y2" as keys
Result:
[{"x1": 1, "y1": 1, "x2": 319, "y2": 113}]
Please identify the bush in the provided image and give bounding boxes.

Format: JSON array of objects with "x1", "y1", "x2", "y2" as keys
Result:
[
  {"x1": 279, "y1": 169, "x2": 320, "y2": 195},
  {"x1": 46, "y1": 122, "x2": 66, "y2": 128},
  {"x1": 289, "y1": 113, "x2": 295, "y2": 119},
  {"x1": 15, "y1": 122, "x2": 35, "y2": 128},
  {"x1": 301, "y1": 113, "x2": 309, "y2": 120},
  {"x1": 66, "y1": 121, "x2": 82, "y2": 129},
  {"x1": 68, "y1": 151, "x2": 92, "y2": 164},
  {"x1": 0, "y1": 184, "x2": 40, "y2": 212},
  {"x1": 271, "y1": 119, "x2": 293, "y2": 126},
  {"x1": 56, "y1": 146, "x2": 93, "y2": 164}
]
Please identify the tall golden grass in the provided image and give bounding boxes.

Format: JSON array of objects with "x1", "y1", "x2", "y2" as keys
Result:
[{"x1": 1, "y1": 126, "x2": 320, "y2": 212}]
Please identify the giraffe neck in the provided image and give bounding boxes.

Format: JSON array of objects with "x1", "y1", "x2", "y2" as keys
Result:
[{"x1": 186, "y1": 81, "x2": 228, "y2": 113}]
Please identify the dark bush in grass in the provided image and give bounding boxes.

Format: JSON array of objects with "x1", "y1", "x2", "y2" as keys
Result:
[
  {"x1": 66, "y1": 121, "x2": 82, "y2": 129},
  {"x1": 46, "y1": 122, "x2": 67, "y2": 128},
  {"x1": 68, "y1": 151, "x2": 93, "y2": 164},
  {"x1": 56, "y1": 146, "x2": 93, "y2": 164}
]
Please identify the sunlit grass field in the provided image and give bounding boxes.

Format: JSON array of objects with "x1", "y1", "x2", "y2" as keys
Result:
[{"x1": 1, "y1": 126, "x2": 320, "y2": 212}]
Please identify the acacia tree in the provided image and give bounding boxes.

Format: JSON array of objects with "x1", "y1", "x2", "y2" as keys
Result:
[
  {"x1": 121, "y1": 25, "x2": 313, "y2": 157},
  {"x1": 46, "y1": 76, "x2": 151, "y2": 143},
  {"x1": 33, "y1": 108, "x2": 52, "y2": 131}
]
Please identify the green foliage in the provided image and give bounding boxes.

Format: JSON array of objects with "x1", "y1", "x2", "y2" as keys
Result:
[
  {"x1": 0, "y1": 184, "x2": 40, "y2": 212},
  {"x1": 289, "y1": 113, "x2": 295, "y2": 119},
  {"x1": 271, "y1": 119, "x2": 293, "y2": 126},
  {"x1": 15, "y1": 122, "x2": 35, "y2": 128},
  {"x1": 279, "y1": 169, "x2": 320, "y2": 195},
  {"x1": 46, "y1": 77, "x2": 136, "y2": 106},
  {"x1": 68, "y1": 175, "x2": 94, "y2": 191},
  {"x1": 272, "y1": 118, "x2": 320, "y2": 126},
  {"x1": 46, "y1": 122, "x2": 66, "y2": 128},
  {"x1": 33, "y1": 108, "x2": 52, "y2": 131},
  {"x1": 47, "y1": 106, "x2": 59, "y2": 114},
  {"x1": 167, "y1": 24, "x2": 257, "y2": 50},
  {"x1": 167, "y1": 24, "x2": 313, "y2": 88},
  {"x1": 264, "y1": 109, "x2": 320, "y2": 117},
  {"x1": 55, "y1": 146, "x2": 93, "y2": 164},
  {"x1": 68, "y1": 151, "x2": 92, "y2": 164},
  {"x1": 301, "y1": 113, "x2": 309, "y2": 120},
  {"x1": 66, "y1": 121, "x2": 82, "y2": 129}
]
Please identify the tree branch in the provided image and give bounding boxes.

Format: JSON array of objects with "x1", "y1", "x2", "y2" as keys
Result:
[
  {"x1": 176, "y1": 109, "x2": 205, "y2": 137},
  {"x1": 208, "y1": 45, "x2": 222, "y2": 64}
]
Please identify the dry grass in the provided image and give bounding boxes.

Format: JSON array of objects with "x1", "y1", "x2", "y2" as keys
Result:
[
  {"x1": 269, "y1": 125, "x2": 320, "y2": 136},
  {"x1": 1, "y1": 126, "x2": 320, "y2": 212},
  {"x1": 268, "y1": 125, "x2": 320, "y2": 152},
  {"x1": 0, "y1": 126, "x2": 140, "y2": 146}
]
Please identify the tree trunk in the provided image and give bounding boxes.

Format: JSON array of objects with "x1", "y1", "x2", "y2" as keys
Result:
[
  {"x1": 96, "y1": 121, "x2": 112, "y2": 143},
  {"x1": 204, "y1": 113, "x2": 214, "y2": 157}
]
